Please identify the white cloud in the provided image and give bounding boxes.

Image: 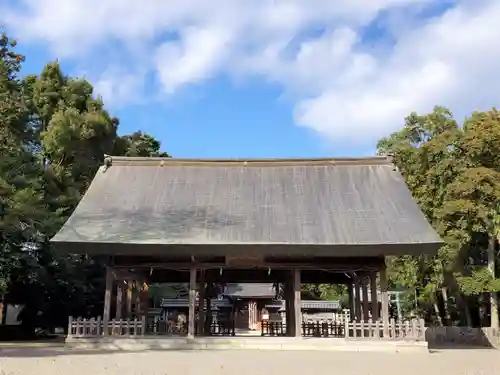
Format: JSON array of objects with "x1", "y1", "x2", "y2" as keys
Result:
[
  {"x1": 91, "y1": 67, "x2": 147, "y2": 108},
  {"x1": 3, "y1": 0, "x2": 500, "y2": 144},
  {"x1": 155, "y1": 27, "x2": 233, "y2": 94}
]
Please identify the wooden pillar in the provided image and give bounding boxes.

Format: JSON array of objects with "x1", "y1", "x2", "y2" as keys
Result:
[
  {"x1": 370, "y1": 271, "x2": 379, "y2": 321},
  {"x1": 198, "y1": 269, "x2": 206, "y2": 336},
  {"x1": 354, "y1": 276, "x2": 361, "y2": 322},
  {"x1": 362, "y1": 275, "x2": 370, "y2": 322},
  {"x1": 126, "y1": 280, "x2": 133, "y2": 318},
  {"x1": 116, "y1": 280, "x2": 123, "y2": 319},
  {"x1": 347, "y1": 281, "x2": 354, "y2": 322},
  {"x1": 292, "y1": 268, "x2": 301, "y2": 337},
  {"x1": 187, "y1": 266, "x2": 197, "y2": 338},
  {"x1": 284, "y1": 275, "x2": 293, "y2": 335},
  {"x1": 139, "y1": 280, "x2": 149, "y2": 315},
  {"x1": 103, "y1": 266, "x2": 113, "y2": 334},
  {"x1": 380, "y1": 265, "x2": 390, "y2": 337}
]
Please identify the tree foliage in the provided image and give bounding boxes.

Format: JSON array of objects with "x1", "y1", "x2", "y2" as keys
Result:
[
  {"x1": 378, "y1": 106, "x2": 500, "y2": 328},
  {"x1": 0, "y1": 32, "x2": 169, "y2": 330}
]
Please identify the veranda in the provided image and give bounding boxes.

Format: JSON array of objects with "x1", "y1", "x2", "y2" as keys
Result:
[{"x1": 52, "y1": 156, "x2": 440, "y2": 345}]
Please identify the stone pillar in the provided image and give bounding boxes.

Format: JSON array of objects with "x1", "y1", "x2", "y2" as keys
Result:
[
  {"x1": 354, "y1": 276, "x2": 362, "y2": 322},
  {"x1": 362, "y1": 275, "x2": 370, "y2": 321},
  {"x1": 380, "y1": 265, "x2": 390, "y2": 337},
  {"x1": 187, "y1": 266, "x2": 197, "y2": 338},
  {"x1": 103, "y1": 266, "x2": 113, "y2": 334},
  {"x1": 370, "y1": 271, "x2": 379, "y2": 321},
  {"x1": 292, "y1": 268, "x2": 302, "y2": 337}
]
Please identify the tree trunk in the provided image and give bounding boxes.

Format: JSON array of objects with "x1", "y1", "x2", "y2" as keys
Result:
[
  {"x1": 0, "y1": 294, "x2": 4, "y2": 325},
  {"x1": 441, "y1": 287, "x2": 451, "y2": 325},
  {"x1": 457, "y1": 293, "x2": 472, "y2": 327},
  {"x1": 433, "y1": 300, "x2": 443, "y2": 326},
  {"x1": 488, "y1": 235, "x2": 498, "y2": 329}
]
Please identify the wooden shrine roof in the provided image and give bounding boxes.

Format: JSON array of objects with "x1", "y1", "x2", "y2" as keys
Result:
[{"x1": 50, "y1": 156, "x2": 442, "y2": 256}]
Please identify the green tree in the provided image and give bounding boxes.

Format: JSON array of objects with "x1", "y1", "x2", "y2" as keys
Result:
[
  {"x1": 439, "y1": 110, "x2": 500, "y2": 329},
  {"x1": 377, "y1": 106, "x2": 461, "y2": 325},
  {"x1": 114, "y1": 131, "x2": 171, "y2": 157},
  {"x1": 1, "y1": 40, "x2": 171, "y2": 331},
  {"x1": 378, "y1": 106, "x2": 500, "y2": 328},
  {"x1": 0, "y1": 32, "x2": 47, "y2": 326}
]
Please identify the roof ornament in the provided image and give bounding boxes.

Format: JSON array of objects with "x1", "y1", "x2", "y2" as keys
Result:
[
  {"x1": 102, "y1": 154, "x2": 113, "y2": 172},
  {"x1": 386, "y1": 153, "x2": 398, "y2": 172}
]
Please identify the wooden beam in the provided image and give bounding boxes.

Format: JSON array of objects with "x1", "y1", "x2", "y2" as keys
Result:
[
  {"x1": 293, "y1": 268, "x2": 302, "y2": 338},
  {"x1": 112, "y1": 260, "x2": 384, "y2": 271},
  {"x1": 187, "y1": 266, "x2": 197, "y2": 338},
  {"x1": 284, "y1": 275, "x2": 293, "y2": 335},
  {"x1": 198, "y1": 269, "x2": 206, "y2": 336},
  {"x1": 116, "y1": 281, "x2": 123, "y2": 319},
  {"x1": 139, "y1": 280, "x2": 149, "y2": 317},
  {"x1": 103, "y1": 266, "x2": 113, "y2": 334},
  {"x1": 362, "y1": 276, "x2": 370, "y2": 321},
  {"x1": 370, "y1": 271, "x2": 379, "y2": 321},
  {"x1": 347, "y1": 281, "x2": 354, "y2": 322},
  {"x1": 354, "y1": 276, "x2": 361, "y2": 322},
  {"x1": 380, "y1": 265, "x2": 389, "y2": 337},
  {"x1": 126, "y1": 280, "x2": 133, "y2": 318}
]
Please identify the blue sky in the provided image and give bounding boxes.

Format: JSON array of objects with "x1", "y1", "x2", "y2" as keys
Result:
[{"x1": 3, "y1": 0, "x2": 500, "y2": 158}]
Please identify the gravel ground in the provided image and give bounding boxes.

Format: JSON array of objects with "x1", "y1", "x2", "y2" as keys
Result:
[{"x1": 1, "y1": 348, "x2": 499, "y2": 375}]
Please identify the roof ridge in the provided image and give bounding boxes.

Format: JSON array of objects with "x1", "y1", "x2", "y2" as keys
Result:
[{"x1": 104, "y1": 155, "x2": 392, "y2": 167}]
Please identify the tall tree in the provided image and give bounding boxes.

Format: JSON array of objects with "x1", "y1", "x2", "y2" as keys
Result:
[
  {"x1": 440, "y1": 109, "x2": 500, "y2": 328},
  {"x1": 377, "y1": 106, "x2": 461, "y2": 325},
  {"x1": 0, "y1": 32, "x2": 46, "y2": 326},
  {"x1": 114, "y1": 131, "x2": 171, "y2": 158},
  {"x1": 379, "y1": 106, "x2": 500, "y2": 328}
]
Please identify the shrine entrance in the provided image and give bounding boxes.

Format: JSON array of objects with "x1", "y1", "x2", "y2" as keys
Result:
[{"x1": 51, "y1": 156, "x2": 441, "y2": 346}]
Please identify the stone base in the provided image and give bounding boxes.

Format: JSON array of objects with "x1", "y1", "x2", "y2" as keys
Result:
[{"x1": 66, "y1": 336, "x2": 428, "y2": 353}]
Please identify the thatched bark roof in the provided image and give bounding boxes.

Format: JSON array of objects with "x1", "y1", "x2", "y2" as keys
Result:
[{"x1": 51, "y1": 156, "x2": 442, "y2": 256}]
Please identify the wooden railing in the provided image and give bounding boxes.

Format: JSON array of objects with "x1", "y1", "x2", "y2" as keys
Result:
[
  {"x1": 147, "y1": 320, "x2": 187, "y2": 335},
  {"x1": 68, "y1": 316, "x2": 147, "y2": 337},
  {"x1": 208, "y1": 321, "x2": 235, "y2": 336},
  {"x1": 302, "y1": 321, "x2": 344, "y2": 337},
  {"x1": 346, "y1": 318, "x2": 426, "y2": 341},
  {"x1": 68, "y1": 316, "x2": 426, "y2": 341},
  {"x1": 261, "y1": 318, "x2": 426, "y2": 340},
  {"x1": 261, "y1": 321, "x2": 287, "y2": 336}
]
